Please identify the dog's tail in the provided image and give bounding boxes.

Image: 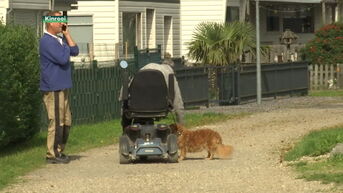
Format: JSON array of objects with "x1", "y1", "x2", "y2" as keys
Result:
[{"x1": 216, "y1": 144, "x2": 233, "y2": 158}]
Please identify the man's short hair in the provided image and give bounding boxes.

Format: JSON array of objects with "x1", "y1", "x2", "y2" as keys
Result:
[
  {"x1": 45, "y1": 11, "x2": 62, "y2": 17},
  {"x1": 44, "y1": 11, "x2": 62, "y2": 29}
]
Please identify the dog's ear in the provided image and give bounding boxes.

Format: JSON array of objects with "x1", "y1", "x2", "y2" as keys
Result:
[
  {"x1": 169, "y1": 124, "x2": 177, "y2": 133},
  {"x1": 176, "y1": 124, "x2": 187, "y2": 132},
  {"x1": 169, "y1": 123, "x2": 175, "y2": 129}
]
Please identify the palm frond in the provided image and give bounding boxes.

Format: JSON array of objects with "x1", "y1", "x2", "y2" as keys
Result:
[{"x1": 187, "y1": 21, "x2": 257, "y2": 66}]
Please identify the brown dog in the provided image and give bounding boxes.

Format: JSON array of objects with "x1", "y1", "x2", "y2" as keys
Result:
[{"x1": 170, "y1": 124, "x2": 233, "y2": 160}]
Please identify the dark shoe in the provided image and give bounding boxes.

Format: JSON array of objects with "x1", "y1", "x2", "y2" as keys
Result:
[
  {"x1": 46, "y1": 156, "x2": 69, "y2": 164},
  {"x1": 60, "y1": 153, "x2": 70, "y2": 160}
]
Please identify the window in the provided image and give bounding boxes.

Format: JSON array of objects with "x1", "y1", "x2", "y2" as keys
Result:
[
  {"x1": 266, "y1": 5, "x2": 314, "y2": 33},
  {"x1": 266, "y1": 10, "x2": 280, "y2": 31},
  {"x1": 226, "y1": 6, "x2": 239, "y2": 23},
  {"x1": 68, "y1": 16, "x2": 93, "y2": 54},
  {"x1": 283, "y1": 8, "x2": 314, "y2": 33},
  {"x1": 123, "y1": 12, "x2": 138, "y2": 55}
]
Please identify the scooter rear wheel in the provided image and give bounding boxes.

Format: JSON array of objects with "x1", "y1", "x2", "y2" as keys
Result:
[{"x1": 119, "y1": 135, "x2": 130, "y2": 164}]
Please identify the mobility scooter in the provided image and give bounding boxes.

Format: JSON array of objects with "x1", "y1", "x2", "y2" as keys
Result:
[{"x1": 118, "y1": 61, "x2": 178, "y2": 164}]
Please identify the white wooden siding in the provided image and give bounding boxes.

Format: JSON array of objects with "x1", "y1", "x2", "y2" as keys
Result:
[
  {"x1": 68, "y1": 1, "x2": 118, "y2": 62},
  {"x1": 164, "y1": 16, "x2": 173, "y2": 56},
  {"x1": 146, "y1": 8, "x2": 156, "y2": 49},
  {"x1": 180, "y1": 0, "x2": 226, "y2": 58},
  {"x1": 10, "y1": 0, "x2": 50, "y2": 10},
  {"x1": 119, "y1": 1, "x2": 180, "y2": 58}
]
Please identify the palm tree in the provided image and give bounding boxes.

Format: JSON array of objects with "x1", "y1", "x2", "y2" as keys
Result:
[
  {"x1": 339, "y1": 0, "x2": 343, "y2": 22},
  {"x1": 187, "y1": 21, "x2": 257, "y2": 66}
]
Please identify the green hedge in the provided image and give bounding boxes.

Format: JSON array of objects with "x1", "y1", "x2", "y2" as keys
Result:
[{"x1": 0, "y1": 23, "x2": 40, "y2": 148}]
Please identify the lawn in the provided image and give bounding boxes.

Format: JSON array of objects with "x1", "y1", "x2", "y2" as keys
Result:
[
  {"x1": 284, "y1": 126, "x2": 343, "y2": 185},
  {"x1": 309, "y1": 90, "x2": 343, "y2": 97}
]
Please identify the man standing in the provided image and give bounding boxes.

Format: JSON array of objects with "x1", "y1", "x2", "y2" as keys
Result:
[{"x1": 40, "y1": 11, "x2": 79, "y2": 164}]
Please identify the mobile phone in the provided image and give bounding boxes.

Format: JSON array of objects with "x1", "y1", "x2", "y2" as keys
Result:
[{"x1": 62, "y1": 24, "x2": 67, "y2": 31}]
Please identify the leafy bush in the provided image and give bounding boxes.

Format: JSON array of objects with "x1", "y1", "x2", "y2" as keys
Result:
[
  {"x1": 302, "y1": 23, "x2": 343, "y2": 65},
  {"x1": 0, "y1": 23, "x2": 40, "y2": 148}
]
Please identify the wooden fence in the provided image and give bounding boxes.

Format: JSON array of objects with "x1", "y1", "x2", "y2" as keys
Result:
[{"x1": 309, "y1": 64, "x2": 343, "y2": 90}]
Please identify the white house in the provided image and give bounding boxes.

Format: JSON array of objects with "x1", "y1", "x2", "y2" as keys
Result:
[
  {"x1": 180, "y1": 0, "x2": 343, "y2": 63},
  {"x1": 68, "y1": 0, "x2": 180, "y2": 62},
  {"x1": 2, "y1": 0, "x2": 77, "y2": 36},
  {"x1": 248, "y1": 0, "x2": 342, "y2": 45},
  {"x1": 180, "y1": 0, "x2": 246, "y2": 58},
  {"x1": 246, "y1": 0, "x2": 343, "y2": 62}
]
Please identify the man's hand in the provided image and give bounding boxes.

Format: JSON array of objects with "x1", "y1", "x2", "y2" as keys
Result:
[{"x1": 61, "y1": 24, "x2": 76, "y2": 47}]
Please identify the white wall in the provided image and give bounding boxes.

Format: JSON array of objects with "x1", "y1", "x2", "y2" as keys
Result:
[
  {"x1": 119, "y1": 1, "x2": 180, "y2": 58},
  {"x1": 180, "y1": 0, "x2": 226, "y2": 58},
  {"x1": 10, "y1": 0, "x2": 49, "y2": 10},
  {"x1": 0, "y1": 0, "x2": 8, "y2": 24},
  {"x1": 164, "y1": 16, "x2": 173, "y2": 56},
  {"x1": 68, "y1": 0, "x2": 118, "y2": 62}
]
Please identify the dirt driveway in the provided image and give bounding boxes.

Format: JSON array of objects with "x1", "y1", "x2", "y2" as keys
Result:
[{"x1": 3, "y1": 97, "x2": 343, "y2": 193}]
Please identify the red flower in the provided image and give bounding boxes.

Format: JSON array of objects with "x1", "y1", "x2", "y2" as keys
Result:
[{"x1": 310, "y1": 46, "x2": 316, "y2": 52}]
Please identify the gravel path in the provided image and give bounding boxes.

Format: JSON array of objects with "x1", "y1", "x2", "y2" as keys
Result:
[{"x1": 3, "y1": 96, "x2": 343, "y2": 193}]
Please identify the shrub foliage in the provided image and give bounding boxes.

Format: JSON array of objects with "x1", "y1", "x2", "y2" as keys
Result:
[
  {"x1": 0, "y1": 23, "x2": 40, "y2": 148},
  {"x1": 302, "y1": 23, "x2": 343, "y2": 65}
]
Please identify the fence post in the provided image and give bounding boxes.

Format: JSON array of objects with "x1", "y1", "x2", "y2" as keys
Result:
[
  {"x1": 314, "y1": 64, "x2": 318, "y2": 90},
  {"x1": 290, "y1": 62, "x2": 294, "y2": 96},
  {"x1": 337, "y1": 64, "x2": 342, "y2": 88},
  {"x1": 205, "y1": 67, "x2": 210, "y2": 108},
  {"x1": 274, "y1": 63, "x2": 278, "y2": 98},
  {"x1": 88, "y1": 43, "x2": 94, "y2": 61},
  {"x1": 319, "y1": 64, "x2": 324, "y2": 89},
  {"x1": 324, "y1": 64, "x2": 329, "y2": 89},
  {"x1": 157, "y1": 44, "x2": 162, "y2": 63},
  {"x1": 235, "y1": 64, "x2": 241, "y2": 105},
  {"x1": 93, "y1": 60, "x2": 100, "y2": 122},
  {"x1": 134, "y1": 46, "x2": 139, "y2": 71},
  {"x1": 330, "y1": 64, "x2": 335, "y2": 88},
  {"x1": 157, "y1": 44, "x2": 161, "y2": 54}
]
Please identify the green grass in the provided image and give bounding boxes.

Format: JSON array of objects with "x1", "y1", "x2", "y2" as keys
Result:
[
  {"x1": 0, "y1": 112, "x2": 242, "y2": 190},
  {"x1": 157, "y1": 112, "x2": 247, "y2": 128},
  {"x1": 284, "y1": 127, "x2": 343, "y2": 161},
  {"x1": 294, "y1": 155, "x2": 343, "y2": 185},
  {"x1": 309, "y1": 90, "x2": 343, "y2": 97},
  {"x1": 0, "y1": 119, "x2": 122, "y2": 190},
  {"x1": 285, "y1": 126, "x2": 343, "y2": 185}
]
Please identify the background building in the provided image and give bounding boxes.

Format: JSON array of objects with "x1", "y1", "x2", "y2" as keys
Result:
[
  {"x1": 68, "y1": 0, "x2": 180, "y2": 62},
  {"x1": 1, "y1": 0, "x2": 77, "y2": 36}
]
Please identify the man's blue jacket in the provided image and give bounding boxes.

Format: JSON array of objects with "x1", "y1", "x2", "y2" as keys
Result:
[{"x1": 39, "y1": 33, "x2": 79, "y2": 91}]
